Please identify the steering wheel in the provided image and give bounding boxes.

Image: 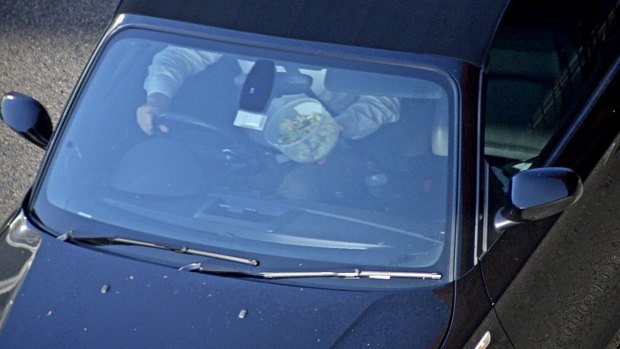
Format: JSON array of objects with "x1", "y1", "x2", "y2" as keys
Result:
[
  {"x1": 156, "y1": 112, "x2": 261, "y2": 172},
  {"x1": 157, "y1": 112, "x2": 222, "y2": 133}
]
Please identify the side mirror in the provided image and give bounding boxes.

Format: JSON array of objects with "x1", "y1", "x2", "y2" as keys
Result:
[
  {"x1": 495, "y1": 167, "x2": 583, "y2": 231},
  {"x1": 0, "y1": 92, "x2": 53, "y2": 149}
]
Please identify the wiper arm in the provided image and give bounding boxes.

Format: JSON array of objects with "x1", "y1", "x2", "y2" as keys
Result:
[
  {"x1": 180, "y1": 263, "x2": 441, "y2": 280},
  {"x1": 57, "y1": 231, "x2": 259, "y2": 267}
]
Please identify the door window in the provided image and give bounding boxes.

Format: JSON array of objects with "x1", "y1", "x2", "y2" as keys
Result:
[
  {"x1": 482, "y1": 0, "x2": 620, "y2": 250},
  {"x1": 484, "y1": 0, "x2": 620, "y2": 187}
]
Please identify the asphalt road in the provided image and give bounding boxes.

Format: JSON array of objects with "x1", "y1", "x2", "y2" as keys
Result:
[
  {"x1": 0, "y1": 0, "x2": 119, "y2": 220},
  {"x1": 496, "y1": 133, "x2": 620, "y2": 349},
  {"x1": 1, "y1": 1, "x2": 619, "y2": 348}
]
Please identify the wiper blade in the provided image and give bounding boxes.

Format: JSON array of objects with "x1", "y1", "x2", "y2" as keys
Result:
[
  {"x1": 261, "y1": 270, "x2": 442, "y2": 280},
  {"x1": 180, "y1": 263, "x2": 441, "y2": 280},
  {"x1": 57, "y1": 231, "x2": 259, "y2": 266}
]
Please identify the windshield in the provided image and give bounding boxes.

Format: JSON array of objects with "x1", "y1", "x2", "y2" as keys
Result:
[{"x1": 32, "y1": 28, "x2": 457, "y2": 286}]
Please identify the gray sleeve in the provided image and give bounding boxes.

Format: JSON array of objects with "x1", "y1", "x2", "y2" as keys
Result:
[
  {"x1": 334, "y1": 96, "x2": 400, "y2": 139},
  {"x1": 143, "y1": 46, "x2": 223, "y2": 97}
]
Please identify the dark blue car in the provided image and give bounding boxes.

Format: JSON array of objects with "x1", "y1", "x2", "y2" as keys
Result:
[{"x1": 1, "y1": 0, "x2": 619, "y2": 347}]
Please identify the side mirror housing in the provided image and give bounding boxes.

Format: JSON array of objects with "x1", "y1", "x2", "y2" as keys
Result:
[
  {"x1": 495, "y1": 167, "x2": 583, "y2": 231},
  {"x1": 0, "y1": 92, "x2": 53, "y2": 149}
]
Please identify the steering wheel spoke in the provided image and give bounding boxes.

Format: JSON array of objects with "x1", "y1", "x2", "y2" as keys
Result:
[{"x1": 157, "y1": 112, "x2": 262, "y2": 172}]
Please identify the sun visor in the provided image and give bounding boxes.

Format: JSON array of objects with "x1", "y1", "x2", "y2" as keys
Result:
[{"x1": 324, "y1": 69, "x2": 444, "y2": 99}]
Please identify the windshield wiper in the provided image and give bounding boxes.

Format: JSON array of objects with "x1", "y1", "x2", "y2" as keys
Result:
[
  {"x1": 57, "y1": 231, "x2": 259, "y2": 266},
  {"x1": 179, "y1": 262, "x2": 442, "y2": 280}
]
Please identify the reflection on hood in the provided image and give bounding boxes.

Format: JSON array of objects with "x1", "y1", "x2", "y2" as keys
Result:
[{"x1": 0, "y1": 213, "x2": 42, "y2": 329}]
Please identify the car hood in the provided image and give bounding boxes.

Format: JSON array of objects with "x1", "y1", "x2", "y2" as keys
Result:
[{"x1": 0, "y1": 226, "x2": 453, "y2": 348}]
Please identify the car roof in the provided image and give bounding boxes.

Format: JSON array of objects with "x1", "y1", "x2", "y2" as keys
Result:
[{"x1": 115, "y1": 0, "x2": 511, "y2": 66}]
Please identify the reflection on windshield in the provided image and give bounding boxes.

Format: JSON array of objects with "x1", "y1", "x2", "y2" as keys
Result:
[{"x1": 36, "y1": 29, "x2": 455, "y2": 278}]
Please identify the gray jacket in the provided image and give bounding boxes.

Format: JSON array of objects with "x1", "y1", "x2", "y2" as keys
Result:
[{"x1": 144, "y1": 46, "x2": 400, "y2": 139}]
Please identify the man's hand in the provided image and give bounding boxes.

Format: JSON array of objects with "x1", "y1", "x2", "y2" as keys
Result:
[
  {"x1": 136, "y1": 92, "x2": 171, "y2": 135},
  {"x1": 136, "y1": 104, "x2": 158, "y2": 135}
]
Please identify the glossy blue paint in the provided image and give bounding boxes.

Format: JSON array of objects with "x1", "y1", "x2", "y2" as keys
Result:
[{"x1": 0, "y1": 92, "x2": 52, "y2": 149}]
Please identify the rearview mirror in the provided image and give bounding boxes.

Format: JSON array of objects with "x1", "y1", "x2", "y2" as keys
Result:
[{"x1": 495, "y1": 167, "x2": 583, "y2": 231}]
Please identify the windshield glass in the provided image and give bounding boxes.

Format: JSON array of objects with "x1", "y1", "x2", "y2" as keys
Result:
[{"x1": 32, "y1": 28, "x2": 457, "y2": 286}]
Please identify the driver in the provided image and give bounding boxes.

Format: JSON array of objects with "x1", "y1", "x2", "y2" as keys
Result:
[
  {"x1": 136, "y1": 46, "x2": 401, "y2": 200},
  {"x1": 136, "y1": 46, "x2": 400, "y2": 140}
]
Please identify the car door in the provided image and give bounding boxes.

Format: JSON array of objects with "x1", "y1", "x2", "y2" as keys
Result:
[{"x1": 477, "y1": 0, "x2": 620, "y2": 347}]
